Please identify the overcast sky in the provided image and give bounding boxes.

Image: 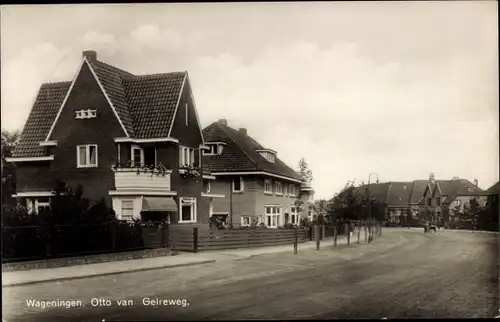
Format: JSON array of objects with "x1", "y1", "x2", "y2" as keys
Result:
[{"x1": 1, "y1": 2, "x2": 498, "y2": 199}]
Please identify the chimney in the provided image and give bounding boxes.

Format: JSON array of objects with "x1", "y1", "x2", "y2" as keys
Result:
[
  {"x1": 452, "y1": 176, "x2": 459, "y2": 182},
  {"x1": 238, "y1": 128, "x2": 247, "y2": 135},
  {"x1": 218, "y1": 119, "x2": 227, "y2": 126},
  {"x1": 429, "y1": 172, "x2": 435, "y2": 184},
  {"x1": 83, "y1": 50, "x2": 97, "y2": 63},
  {"x1": 474, "y1": 178, "x2": 479, "y2": 187}
]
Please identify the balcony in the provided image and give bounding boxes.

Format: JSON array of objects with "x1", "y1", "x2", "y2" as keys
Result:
[
  {"x1": 113, "y1": 168, "x2": 172, "y2": 193},
  {"x1": 300, "y1": 181, "x2": 314, "y2": 192}
]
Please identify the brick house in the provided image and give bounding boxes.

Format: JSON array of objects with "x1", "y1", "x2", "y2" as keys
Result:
[
  {"x1": 201, "y1": 119, "x2": 315, "y2": 228},
  {"x1": 418, "y1": 175, "x2": 485, "y2": 227},
  {"x1": 6, "y1": 50, "x2": 222, "y2": 225}
]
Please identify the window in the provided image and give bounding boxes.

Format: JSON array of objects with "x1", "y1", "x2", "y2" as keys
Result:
[
  {"x1": 259, "y1": 152, "x2": 276, "y2": 163},
  {"x1": 283, "y1": 183, "x2": 288, "y2": 196},
  {"x1": 27, "y1": 197, "x2": 50, "y2": 214},
  {"x1": 427, "y1": 198, "x2": 432, "y2": 206},
  {"x1": 131, "y1": 145, "x2": 143, "y2": 166},
  {"x1": 185, "y1": 102, "x2": 189, "y2": 126},
  {"x1": 75, "y1": 109, "x2": 97, "y2": 119},
  {"x1": 455, "y1": 200, "x2": 461, "y2": 207},
  {"x1": 264, "y1": 179, "x2": 273, "y2": 194},
  {"x1": 203, "y1": 144, "x2": 218, "y2": 156},
  {"x1": 179, "y1": 146, "x2": 195, "y2": 167},
  {"x1": 265, "y1": 206, "x2": 281, "y2": 228},
  {"x1": 121, "y1": 200, "x2": 134, "y2": 221},
  {"x1": 275, "y1": 181, "x2": 283, "y2": 195},
  {"x1": 290, "y1": 206, "x2": 299, "y2": 225},
  {"x1": 179, "y1": 197, "x2": 197, "y2": 223},
  {"x1": 77, "y1": 145, "x2": 98, "y2": 167},
  {"x1": 233, "y1": 177, "x2": 244, "y2": 192},
  {"x1": 203, "y1": 181, "x2": 211, "y2": 193},
  {"x1": 241, "y1": 216, "x2": 251, "y2": 227},
  {"x1": 435, "y1": 198, "x2": 441, "y2": 206},
  {"x1": 289, "y1": 185, "x2": 296, "y2": 197}
]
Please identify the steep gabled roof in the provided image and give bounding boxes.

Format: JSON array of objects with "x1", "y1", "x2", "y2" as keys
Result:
[
  {"x1": 123, "y1": 72, "x2": 186, "y2": 138},
  {"x1": 12, "y1": 82, "x2": 71, "y2": 157},
  {"x1": 486, "y1": 182, "x2": 499, "y2": 194},
  {"x1": 409, "y1": 180, "x2": 429, "y2": 204},
  {"x1": 202, "y1": 122, "x2": 302, "y2": 181},
  {"x1": 353, "y1": 183, "x2": 391, "y2": 203},
  {"x1": 13, "y1": 52, "x2": 190, "y2": 158},
  {"x1": 435, "y1": 179, "x2": 485, "y2": 204},
  {"x1": 386, "y1": 182, "x2": 413, "y2": 206}
]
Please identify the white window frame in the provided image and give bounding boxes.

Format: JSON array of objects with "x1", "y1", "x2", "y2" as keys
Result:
[
  {"x1": 290, "y1": 206, "x2": 299, "y2": 225},
  {"x1": 275, "y1": 181, "x2": 283, "y2": 196},
  {"x1": 27, "y1": 197, "x2": 51, "y2": 214},
  {"x1": 185, "y1": 102, "x2": 189, "y2": 126},
  {"x1": 203, "y1": 144, "x2": 218, "y2": 156},
  {"x1": 288, "y1": 184, "x2": 296, "y2": 197},
  {"x1": 75, "y1": 109, "x2": 97, "y2": 119},
  {"x1": 264, "y1": 179, "x2": 273, "y2": 195},
  {"x1": 131, "y1": 145, "x2": 144, "y2": 167},
  {"x1": 179, "y1": 197, "x2": 197, "y2": 223},
  {"x1": 241, "y1": 215, "x2": 251, "y2": 227},
  {"x1": 232, "y1": 176, "x2": 244, "y2": 193},
  {"x1": 77, "y1": 144, "x2": 98, "y2": 168},
  {"x1": 455, "y1": 200, "x2": 461, "y2": 207},
  {"x1": 179, "y1": 146, "x2": 195, "y2": 167},
  {"x1": 264, "y1": 205, "x2": 281, "y2": 228},
  {"x1": 204, "y1": 181, "x2": 211, "y2": 193},
  {"x1": 283, "y1": 183, "x2": 288, "y2": 197},
  {"x1": 121, "y1": 200, "x2": 135, "y2": 222}
]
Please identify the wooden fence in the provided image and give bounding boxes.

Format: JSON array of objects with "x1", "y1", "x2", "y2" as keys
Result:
[{"x1": 169, "y1": 226, "x2": 309, "y2": 252}]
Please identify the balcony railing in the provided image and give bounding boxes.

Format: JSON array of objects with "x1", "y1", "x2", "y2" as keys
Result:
[
  {"x1": 113, "y1": 168, "x2": 172, "y2": 191},
  {"x1": 300, "y1": 181, "x2": 314, "y2": 191}
]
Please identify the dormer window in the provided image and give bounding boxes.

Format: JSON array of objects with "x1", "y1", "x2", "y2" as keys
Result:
[
  {"x1": 203, "y1": 142, "x2": 226, "y2": 156},
  {"x1": 75, "y1": 109, "x2": 97, "y2": 119},
  {"x1": 256, "y1": 149, "x2": 277, "y2": 163}
]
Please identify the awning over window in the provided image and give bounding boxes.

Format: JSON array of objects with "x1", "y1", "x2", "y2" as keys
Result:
[{"x1": 142, "y1": 197, "x2": 178, "y2": 212}]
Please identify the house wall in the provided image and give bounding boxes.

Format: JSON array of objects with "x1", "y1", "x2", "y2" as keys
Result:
[
  {"x1": 210, "y1": 176, "x2": 257, "y2": 224},
  {"x1": 17, "y1": 62, "x2": 126, "y2": 206}
]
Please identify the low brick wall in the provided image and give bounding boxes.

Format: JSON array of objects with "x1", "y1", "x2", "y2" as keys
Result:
[{"x1": 2, "y1": 248, "x2": 177, "y2": 272}]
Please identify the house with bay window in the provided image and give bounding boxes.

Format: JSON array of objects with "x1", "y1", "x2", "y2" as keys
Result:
[
  {"x1": 6, "y1": 50, "x2": 223, "y2": 225},
  {"x1": 201, "y1": 119, "x2": 315, "y2": 228}
]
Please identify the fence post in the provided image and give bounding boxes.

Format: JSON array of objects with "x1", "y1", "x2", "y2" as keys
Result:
[
  {"x1": 322, "y1": 224, "x2": 325, "y2": 241},
  {"x1": 193, "y1": 227, "x2": 198, "y2": 253},
  {"x1": 380, "y1": 222, "x2": 383, "y2": 237},
  {"x1": 315, "y1": 224, "x2": 320, "y2": 250},
  {"x1": 346, "y1": 223, "x2": 350, "y2": 245},
  {"x1": 357, "y1": 220, "x2": 361, "y2": 244},
  {"x1": 333, "y1": 224, "x2": 338, "y2": 246},
  {"x1": 364, "y1": 222, "x2": 368, "y2": 242},
  {"x1": 293, "y1": 227, "x2": 298, "y2": 254},
  {"x1": 161, "y1": 221, "x2": 168, "y2": 248}
]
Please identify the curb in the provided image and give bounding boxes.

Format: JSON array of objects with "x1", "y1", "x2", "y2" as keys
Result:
[{"x1": 2, "y1": 260, "x2": 216, "y2": 288}]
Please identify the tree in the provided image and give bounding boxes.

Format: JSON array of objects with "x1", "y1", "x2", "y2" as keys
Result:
[
  {"x1": 298, "y1": 158, "x2": 313, "y2": 183},
  {"x1": 328, "y1": 180, "x2": 367, "y2": 222},
  {"x1": 1, "y1": 129, "x2": 20, "y2": 206}
]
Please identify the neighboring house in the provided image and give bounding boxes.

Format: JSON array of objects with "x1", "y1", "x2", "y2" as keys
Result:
[
  {"x1": 419, "y1": 175, "x2": 485, "y2": 227},
  {"x1": 356, "y1": 174, "x2": 486, "y2": 227},
  {"x1": 201, "y1": 119, "x2": 314, "y2": 228},
  {"x1": 6, "y1": 50, "x2": 222, "y2": 225}
]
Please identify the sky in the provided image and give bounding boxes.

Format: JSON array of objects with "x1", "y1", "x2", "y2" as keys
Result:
[{"x1": 1, "y1": 2, "x2": 498, "y2": 199}]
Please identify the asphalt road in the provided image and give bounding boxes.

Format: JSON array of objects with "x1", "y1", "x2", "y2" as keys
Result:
[{"x1": 3, "y1": 228, "x2": 499, "y2": 321}]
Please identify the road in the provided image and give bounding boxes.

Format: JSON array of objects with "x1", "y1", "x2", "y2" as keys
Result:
[{"x1": 2, "y1": 228, "x2": 499, "y2": 321}]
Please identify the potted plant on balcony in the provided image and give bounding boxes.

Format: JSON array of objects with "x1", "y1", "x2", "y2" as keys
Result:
[
  {"x1": 179, "y1": 163, "x2": 202, "y2": 181},
  {"x1": 111, "y1": 161, "x2": 171, "y2": 177}
]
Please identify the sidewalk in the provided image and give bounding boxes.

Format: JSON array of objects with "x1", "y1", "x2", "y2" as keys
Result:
[{"x1": 2, "y1": 234, "x2": 353, "y2": 287}]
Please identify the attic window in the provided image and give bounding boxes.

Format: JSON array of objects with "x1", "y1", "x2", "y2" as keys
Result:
[
  {"x1": 75, "y1": 109, "x2": 97, "y2": 119},
  {"x1": 256, "y1": 150, "x2": 276, "y2": 163},
  {"x1": 203, "y1": 142, "x2": 225, "y2": 156}
]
